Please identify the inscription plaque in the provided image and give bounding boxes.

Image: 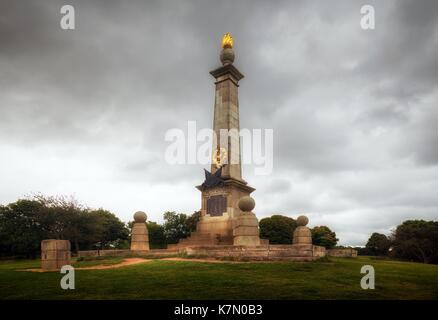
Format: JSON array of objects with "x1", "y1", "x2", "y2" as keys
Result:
[{"x1": 207, "y1": 195, "x2": 227, "y2": 216}]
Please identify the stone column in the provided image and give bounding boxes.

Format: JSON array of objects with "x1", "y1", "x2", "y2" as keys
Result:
[
  {"x1": 191, "y1": 34, "x2": 255, "y2": 243},
  {"x1": 209, "y1": 39, "x2": 244, "y2": 181},
  {"x1": 41, "y1": 239, "x2": 71, "y2": 271},
  {"x1": 130, "y1": 211, "x2": 150, "y2": 251},
  {"x1": 293, "y1": 216, "x2": 312, "y2": 245},
  {"x1": 233, "y1": 196, "x2": 261, "y2": 246}
]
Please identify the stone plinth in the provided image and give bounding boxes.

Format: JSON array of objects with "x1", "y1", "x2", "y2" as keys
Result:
[
  {"x1": 41, "y1": 239, "x2": 71, "y2": 271},
  {"x1": 233, "y1": 212, "x2": 260, "y2": 246},
  {"x1": 233, "y1": 196, "x2": 260, "y2": 246},
  {"x1": 293, "y1": 215, "x2": 312, "y2": 245},
  {"x1": 130, "y1": 211, "x2": 150, "y2": 251},
  {"x1": 183, "y1": 244, "x2": 326, "y2": 261},
  {"x1": 293, "y1": 226, "x2": 312, "y2": 244}
]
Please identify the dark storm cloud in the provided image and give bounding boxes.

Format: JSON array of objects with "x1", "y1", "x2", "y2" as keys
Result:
[{"x1": 1, "y1": 0, "x2": 438, "y2": 246}]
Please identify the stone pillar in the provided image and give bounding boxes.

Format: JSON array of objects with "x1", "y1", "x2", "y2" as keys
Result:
[
  {"x1": 41, "y1": 239, "x2": 71, "y2": 271},
  {"x1": 209, "y1": 34, "x2": 244, "y2": 181},
  {"x1": 293, "y1": 215, "x2": 312, "y2": 245},
  {"x1": 130, "y1": 211, "x2": 150, "y2": 251},
  {"x1": 191, "y1": 34, "x2": 255, "y2": 243},
  {"x1": 233, "y1": 196, "x2": 261, "y2": 246}
]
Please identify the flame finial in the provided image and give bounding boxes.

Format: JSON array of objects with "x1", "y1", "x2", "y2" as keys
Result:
[{"x1": 222, "y1": 33, "x2": 233, "y2": 49}]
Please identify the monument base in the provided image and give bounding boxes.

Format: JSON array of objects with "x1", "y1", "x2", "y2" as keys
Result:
[
  {"x1": 78, "y1": 245, "x2": 327, "y2": 261},
  {"x1": 182, "y1": 244, "x2": 326, "y2": 261},
  {"x1": 131, "y1": 222, "x2": 150, "y2": 251},
  {"x1": 41, "y1": 239, "x2": 71, "y2": 271},
  {"x1": 169, "y1": 178, "x2": 257, "y2": 249}
]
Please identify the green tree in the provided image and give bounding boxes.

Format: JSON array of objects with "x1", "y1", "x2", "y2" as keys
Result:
[
  {"x1": 88, "y1": 209, "x2": 129, "y2": 250},
  {"x1": 391, "y1": 220, "x2": 438, "y2": 264},
  {"x1": 0, "y1": 195, "x2": 129, "y2": 256},
  {"x1": 147, "y1": 221, "x2": 166, "y2": 249},
  {"x1": 163, "y1": 211, "x2": 192, "y2": 244},
  {"x1": 311, "y1": 226, "x2": 338, "y2": 249},
  {"x1": 162, "y1": 211, "x2": 201, "y2": 244},
  {"x1": 365, "y1": 232, "x2": 391, "y2": 256},
  {"x1": 186, "y1": 211, "x2": 201, "y2": 232},
  {"x1": 0, "y1": 200, "x2": 44, "y2": 258},
  {"x1": 259, "y1": 215, "x2": 297, "y2": 244}
]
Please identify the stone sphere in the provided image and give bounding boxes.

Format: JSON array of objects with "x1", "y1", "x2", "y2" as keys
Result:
[
  {"x1": 133, "y1": 211, "x2": 147, "y2": 223},
  {"x1": 238, "y1": 196, "x2": 255, "y2": 212},
  {"x1": 220, "y1": 48, "x2": 235, "y2": 65},
  {"x1": 296, "y1": 215, "x2": 309, "y2": 227}
]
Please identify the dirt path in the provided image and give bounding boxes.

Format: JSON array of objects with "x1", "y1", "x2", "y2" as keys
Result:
[
  {"x1": 161, "y1": 257, "x2": 242, "y2": 264},
  {"x1": 20, "y1": 257, "x2": 244, "y2": 272},
  {"x1": 76, "y1": 258, "x2": 151, "y2": 270},
  {"x1": 21, "y1": 258, "x2": 151, "y2": 272}
]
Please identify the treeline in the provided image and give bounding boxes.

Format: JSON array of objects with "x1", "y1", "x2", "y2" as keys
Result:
[
  {"x1": 0, "y1": 195, "x2": 129, "y2": 257},
  {"x1": 0, "y1": 196, "x2": 341, "y2": 258},
  {"x1": 260, "y1": 215, "x2": 438, "y2": 264},
  {"x1": 2, "y1": 196, "x2": 436, "y2": 264},
  {"x1": 360, "y1": 220, "x2": 438, "y2": 264},
  {"x1": 140, "y1": 211, "x2": 201, "y2": 249},
  {"x1": 0, "y1": 195, "x2": 201, "y2": 258},
  {"x1": 259, "y1": 215, "x2": 338, "y2": 248}
]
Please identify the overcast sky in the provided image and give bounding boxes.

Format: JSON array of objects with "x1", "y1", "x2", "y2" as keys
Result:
[{"x1": 1, "y1": 0, "x2": 438, "y2": 246}]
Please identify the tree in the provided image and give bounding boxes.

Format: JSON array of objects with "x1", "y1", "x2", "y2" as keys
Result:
[
  {"x1": 0, "y1": 195, "x2": 129, "y2": 257},
  {"x1": 365, "y1": 233, "x2": 391, "y2": 256},
  {"x1": 311, "y1": 226, "x2": 338, "y2": 249},
  {"x1": 186, "y1": 211, "x2": 201, "y2": 232},
  {"x1": 88, "y1": 209, "x2": 129, "y2": 250},
  {"x1": 162, "y1": 211, "x2": 191, "y2": 244},
  {"x1": 259, "y1": 215, "x2": 297, "y2": 244},
  {"x1": 391, "y1": 220, "x2": 438, "y2": 264},
  {"x1": 162, "y1": 211, "x2": 201, "y2": 244},
  {"x1": 147, "y1": 221, "x2": 166, "y2": 249},
  {"x1": 32, "y1": 195, "x2": 129, "y2": 251},
  {"x1": 0, "y1": 200, "x2": 44, "y2": 258}
]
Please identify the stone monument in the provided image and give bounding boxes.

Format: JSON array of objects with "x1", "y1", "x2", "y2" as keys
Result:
[
  {"x1": 233, "y1": 196, "x2": 261, "y2": 246},
  {"x1": 169, "y1": 33, "x2": 257, "y2": 248},
  {"x1": 130, "y1": 211, "x2": 150, "y2": 251},
  {"x1": 292, "y1": 215, "x2": 312, "y2": 245},
  {"x1": 177, "y1": 33, "x2": 255, "y2": 248},
  {"x1": 41, "y1": 239, "x2": 71, "y2": 271}
]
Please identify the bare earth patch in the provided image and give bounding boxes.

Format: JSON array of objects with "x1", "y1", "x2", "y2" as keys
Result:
[
  {"x1": 20, "y1": 258, "x2": 151, "y2": 272},
  {"x1": 161, "y1": 257, "x2": 243, "y2": 264}
]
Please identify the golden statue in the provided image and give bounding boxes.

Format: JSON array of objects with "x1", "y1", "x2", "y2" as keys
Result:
[
  {"x1": 213, "y1": 146, "x2": 228, "y2": 168},
  {"x1": 221, "y1": 33, "x2": 233, "y2": 49}
]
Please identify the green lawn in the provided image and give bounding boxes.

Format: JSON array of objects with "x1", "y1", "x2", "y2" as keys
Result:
[{"x1": 0, "y1": 256, "x2": 437, "y2": 299}]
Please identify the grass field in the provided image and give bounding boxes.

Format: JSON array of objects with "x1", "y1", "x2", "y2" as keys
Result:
[{"x1": 0, "y1": 256, "x2": 437, "y2": 299}]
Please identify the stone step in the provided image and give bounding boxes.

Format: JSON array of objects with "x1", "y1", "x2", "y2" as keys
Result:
[
  {"x1": 185, "y1": 236, "x2": 216, "y2": 241},
  {"x1": 217, "y1": 235, "x2": 233, "y2": 245},
  {"x1": 174, "y1": 232, "x2": 219, "y2": 248},
  {"x1": 180, "y1": 235, "x2": 216, "y2": 242},
  {"x1": 180, "y1": 239, "x2": 216, "y2": 245},
  {"x1": 188, "y1": 232, "x2": 217, "y2": 239}
]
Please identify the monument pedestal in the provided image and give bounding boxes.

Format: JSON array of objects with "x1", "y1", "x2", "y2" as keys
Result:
[
  {"x1": 41, "y1": 239, "x2": 71, "y2": 271},
  {"x1": 131, "y1": 223, "x2": 150, "y2": 251},
  {"x1": 233, "y1": 212, "x2": 261, "y2": 246},
  {"x1": 195, "y1": 178, "x2": 255, "y2": 243},
  {"x1": 292, "y1": 216, "x2": 312, "y2": 245},
  {"x1": 130, "y1": 211, "x2": 150, "y2": 251},
  {"x1": 233, "y1": 196, "x2": 260, "y2": 246}
]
